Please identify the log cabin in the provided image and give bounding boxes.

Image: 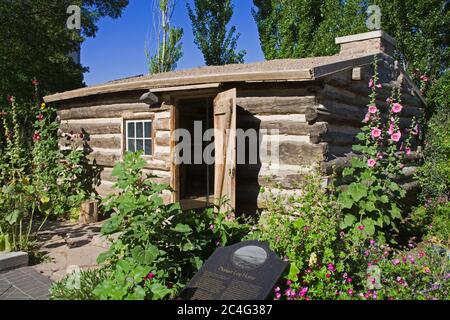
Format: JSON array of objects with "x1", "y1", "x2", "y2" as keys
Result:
[{"x1": 44, "y1": 31, "x2": 425, "y2": 214}]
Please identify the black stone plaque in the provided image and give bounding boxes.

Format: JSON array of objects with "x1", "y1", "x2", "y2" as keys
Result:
[{"x1": 178, "y1": 240, "x2": 288, "y2": 300}]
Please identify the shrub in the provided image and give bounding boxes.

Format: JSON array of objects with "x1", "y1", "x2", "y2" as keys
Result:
[
  {"x1": 93, "y1": 151, "x2": 250, "y2": 300},
  {"x1": 50, "y1": 268, "x2": 107, "y2": 300}
]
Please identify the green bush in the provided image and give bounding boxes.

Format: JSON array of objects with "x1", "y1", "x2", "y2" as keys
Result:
[
  {"x1": 93, "y1": 151, "x2": 250, "y2": 300},
  {"x1": 50, "y1": 268, "x2": 107, "y2": 300}
]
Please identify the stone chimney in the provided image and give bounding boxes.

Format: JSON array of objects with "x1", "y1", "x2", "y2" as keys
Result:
[{"x1": 335, "y1": 30, "x2": 396, "y2": 56}]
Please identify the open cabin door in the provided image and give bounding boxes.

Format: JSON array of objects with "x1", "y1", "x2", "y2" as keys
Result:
[{"x1": 213, "y1": 89, "x2": 237, "y2": 212}]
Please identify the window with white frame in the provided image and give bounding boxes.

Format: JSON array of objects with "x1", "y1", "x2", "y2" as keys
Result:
[{"x1": 125, "y1": 120, "x2": 153, "y2": 156}]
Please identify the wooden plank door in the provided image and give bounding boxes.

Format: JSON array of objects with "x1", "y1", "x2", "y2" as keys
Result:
[{"x1": 214, "y1": 89, "x2": 237, "y2": 212}]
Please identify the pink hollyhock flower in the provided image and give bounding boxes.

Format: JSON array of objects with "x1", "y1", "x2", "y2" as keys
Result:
[
  {"x1": 37, "y1": 114, "x2": 44, "y2": 121},
  {"x1": 386, "y1": 97, "x2": 392, "y2": 103},
  {"x1": 326, "y1": 273, "x2": 331, "y2": 278},
  {"x1": 370, "y1": 239, "x2": 376, "y2": 246},
  {"x1": 327, "y1": 263, "x2": 336, "y2": 272},
  {"x1": 358, "y1": 225, "x2": 365, "y2": 231},
  {"x1": 363, "y1": 113, "x2": 371, "y2": 123},
  {"x1": 420, "y1": 75, "x2": 429, "y2": 82},
  {"x1": 376, "y1": 84, "x2": 382, "y2": 89},
  {"x1": 376, "y1": 152, "x2": 383, "y2": 160},
  {"x1": 387, "y1": 123, "x2": 395, "y2": 135},
  {"x1": 286, "y1": 280, "x2": 292, "y2": 285},
  {"x1": 367, "y1": 159, "x2": 377, "y2": 168},
  {"x1": 33, "y1": 131, "x2": 41, "y2": 142},
  {"x1": 392, "y1": 259, "x2": 400, "y2": 266},
  {"x1": 347, "y1": 289, "x2": 354, "y2": 295},
  {"x1": 423, "y1": 267, "x2": 431, "y2": 273},
  {"x1": 369, "y1": 79, "x2": 374, "y2": 88},
  {"x1": 274, "y1": 287, "x2": 280, "y2": 292},
  {"x1": 347, "y1": 277, "x2": 353, "y2": 283},
  {"x1": 368, "y1": 105, "x2": 378, "y2": 114},
  {"x1": 371, "y1": 128, "x2": 382, "y2": 139},
  {"x1": 391, "y1": 131, "x2": 401, "y2": 142},
  {"x1": 405, "y1": 147, "x2": 411, "y2": 155},
  {"x1": 392, "y1": 103, "x2": 403, "y2": 113},
  {"x1": 146, "y1": 273, "x2": 155, "y2": 280},
  {"x1": 209, "y1": 224, "x2": 215, "y2": 230},
  {"x1": 275, "y1": 292, "x2": 281, "y2": 300},
  {"x1": 411, "y1": 124, "x2": 419, "y2": 135}
]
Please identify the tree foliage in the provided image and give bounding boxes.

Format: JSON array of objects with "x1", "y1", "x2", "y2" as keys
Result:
[
  {"x1": 187, "y1": 0, "x2": 246, "y2": 65},
  {"x1": 252, "y1": 0, "x2": 449, "y2": 82},
  {"x1": 252, "y1": 0, "x2": 368, "y2": 60},
  {"x1": 147, "y1": 0, "x2": 183, "y2": 74},
  {"x1": 0, "y1": 0, "x2": 129, "y2": 101}
]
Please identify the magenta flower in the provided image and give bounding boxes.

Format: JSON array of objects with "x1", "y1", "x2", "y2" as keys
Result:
[
  {"x1": 299, "y1": 287, "x2": 308, "y2": 297},
  {"x1": 376, "y1": 152, "x2": 383, "y2": 160},
  {"x1": 420, "y1": 75, "x2": 429, "y2": 82},
  {"x1": 275, "y1": 292, "x2": 281, "y2": 300},
  {"x1": 347, "y1": 277, "x2": 353, "y2": 283},
  {"x1": 392, "y1": 103, "x2": 403, "y2": 113},
  {"x1": 274, "y1": 286, "x2": 280, "y2": 292},
  {"x1": 327, "y1": 263, "x2": 336, "y2": 272},
  {"x1": 376, "y1": 84, "x2": 382, "y2": 89},
  {"x1": 286, "y1": 280, "x2": 292, "y2": 285},
  {"x1": 33, "y1": 131, "x2": 41, "y2": 142},
  {"x1": 209, "y1": 224, "x2": 215, "y2": 231},
  {"x1": 391, "y1": 131, "x2": 401, "y2": 142},
  {"x1": 368, "y1": 105, "x2": 378, "y2": 114},
  {"x1": 347, "y1": 289, "x2": 353, "y2": 295},
  {"x1": 326, "y1": 273, "x2": 331, "y2": 278},
  {"x1": 358, "y1": 225, "x2": 365, "y2": 231},
  {"x1": 371, "y1": 128, "x2": 382, "y2": 139},
  {"x1": 405, "y1": 147, "x2": 411, "y2": 155},
  {"x1": 367, "y1": 159, "x2": 377, "y2": 168},
  {"x1": 363, "y1": 113, "x2": 371, "y2": 123},
  {"x1": 369, "y1": 79, "x2": 374, "y2": 88},
  {"x1": 392, "y1": 259, "x2": 400, "y2": 266},
  {"x1": 37, "y1": 114, "x2": 44, "y2": 121},
  {"x1": 146, "y1": 273, "x2": 155, "y2": 280}
]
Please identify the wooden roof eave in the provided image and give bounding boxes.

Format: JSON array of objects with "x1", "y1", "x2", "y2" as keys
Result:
[{"x1": 44, "y1": 69, "x2": 314, "y2": 103}]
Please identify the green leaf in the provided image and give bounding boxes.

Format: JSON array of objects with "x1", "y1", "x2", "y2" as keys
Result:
[
  {"x1": 348, "y1": 183, "x2": 368, "y2": 202},
  {"x1": 338, "y1": 193, "x2": 354, "y2": 209},
  {"x1": 287, "y1": 262, "x2": 300, "y2": 282},
  {"x1": 342, "y1": 167, "x2": 355, "y2": 177},
  {"x1": 131, "y1": 245, "x2": 159, "y2": 265},
  {"x1": 390, "y1": 204, "x2": 402, "y2": 220},
  {"x1": 379, "y1": 195, "x2": 389, "y2": 204},
  {"x1": 172, "y1": 224, "x2": 192, "y2": 234},
  {"x1": 150, "y1": 283, "x2": 172, "y2": 300},
  {"x1": 96, "y1": 250, "x2": 114, "y2": 264},
  {"x1": 364, "y1": 201, "x2": 377, "y2": 212},
  {"x1": 343, "y1": 214, "x2": 357, "y2": 228}
]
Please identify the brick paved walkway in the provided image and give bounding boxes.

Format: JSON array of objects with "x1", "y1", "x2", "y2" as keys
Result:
[{"x1": 0, "y1": 267, "x2": 52, "y2": 300}]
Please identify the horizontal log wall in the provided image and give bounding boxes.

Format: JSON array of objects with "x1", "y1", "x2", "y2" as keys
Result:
[
  {"x1": 56, "y1": 90, "x2": 172, "y2": 198},
  {"x1": 316, "y1": 60, "x2": 424, "y2": 160}
]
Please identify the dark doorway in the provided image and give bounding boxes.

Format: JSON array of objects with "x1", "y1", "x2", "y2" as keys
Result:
[{"x1": 177, "y1": 98, "x2": 214, "y2": 210}]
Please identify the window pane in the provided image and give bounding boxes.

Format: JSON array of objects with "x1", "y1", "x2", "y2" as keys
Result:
[
  {"x1": 144, "y1": 122, "x2": 152, "y2": 138},
  {"x1": 145, "y1": 139, "x2": 152, "y2": 156},
  {"x1": 136, "y1": 139, "x2": 144, "y2": 151},
  {"x1": 128, "y1": 139, "x2": 135, "y2": 152},
  {"x1": 136, "y1": 122, "x2": 143, "y2": 138},
  {"x1": 127, "y1": 122, "x2": 135, "y2": 138}
]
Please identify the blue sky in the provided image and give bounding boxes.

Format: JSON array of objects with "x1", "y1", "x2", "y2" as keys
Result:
[{"x1": 82, "y1": 0, "x2": 264, "y2": 86}]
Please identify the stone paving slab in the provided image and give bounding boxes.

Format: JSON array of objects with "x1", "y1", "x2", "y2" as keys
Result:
[{"x1": 0, "y1": 267, "x2": 52, "y2": 300}]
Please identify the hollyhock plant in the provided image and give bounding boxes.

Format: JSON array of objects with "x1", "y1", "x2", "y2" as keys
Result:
[
  {"x1": 391, "y1": 131, "x2": 401, "y2": 142},
  {"x1": 368, "y1": 105, "x2": 378, "y2": 114},
  {"x1": 367, "y1": 159, "x2": 377, "y2": 167},
  {"x1": 392, "y1": 103, "x2": 403, "y2": 113},
  {"x1": 37, "y1": 114, "x2": 44, "y2": 121},
  {"x1": 371, "y1": 128, "x2": 381, "y2": 139}
]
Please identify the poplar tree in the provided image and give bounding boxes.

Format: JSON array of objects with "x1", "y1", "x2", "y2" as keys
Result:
[
  {"x1": 187, "y1": 0, "x2": 246, "y2": 65},
  {"x1": 147, "y1": 0, "x2": 184, "y2": 74}
]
